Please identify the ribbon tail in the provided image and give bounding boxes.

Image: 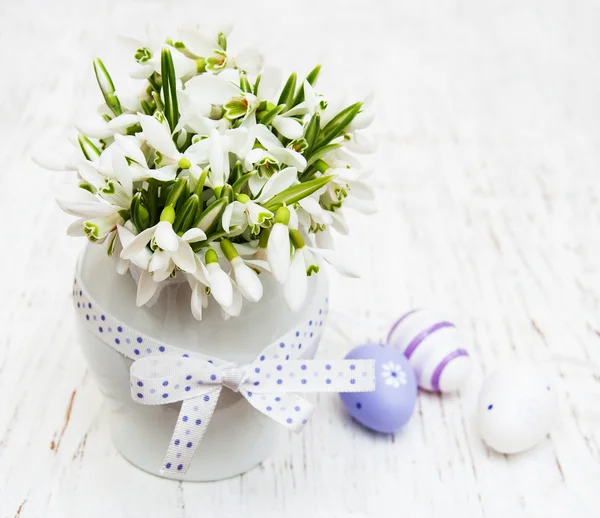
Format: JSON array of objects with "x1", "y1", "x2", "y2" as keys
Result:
[
  {"x1": 160, "y1": 386, "x2": 221, "y2": 478},
  {"x1": 241, "y1": 390, "x2": 314, "y2": 433}
]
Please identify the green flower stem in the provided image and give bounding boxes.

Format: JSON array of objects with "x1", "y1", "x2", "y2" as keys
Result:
[
  {"x1": 205, "y1": 249, "x2": 219, "y2": 264},
  {"x1": 178, "y1": 157, "x2": 192, "y2": 169},
  {"x1": 220, "y1": 239, "x2": 238, "y2": 261},
  {"x1": 160, "y1": 205, "x2": 175, "y2": 223},
  {"x1": 236, "y1": 193, "x2": 250, "y2": 204},
  {"x1": 289, "y1": 229, "x2": 305, "y2": 249},
  {"x1": 275, "y1": 206, "x2": 290, "y2": 225},
  {"x1": 258, "y1": 228, "x2": 270, "y2": 248}
]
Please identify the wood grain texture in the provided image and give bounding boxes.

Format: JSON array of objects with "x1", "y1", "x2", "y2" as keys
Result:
[{"x1": 1, "y1": 0, "x2": 600, "y2": 516}]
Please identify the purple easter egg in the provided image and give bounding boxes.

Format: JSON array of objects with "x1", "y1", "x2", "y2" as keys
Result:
[{"x1": 340, "y1": 344, "x2": 417, "y2": 433}]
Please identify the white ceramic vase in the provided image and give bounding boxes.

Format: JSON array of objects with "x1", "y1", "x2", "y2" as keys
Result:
[{"x1": 73, "y1": 244, "x2": 328, "y2": 481}]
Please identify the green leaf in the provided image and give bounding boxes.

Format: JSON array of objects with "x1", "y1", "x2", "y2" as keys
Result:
[
  {"x1": 194, "y1": 197, "x2": 227, "y2": 233},
  {"x1": 173, "y1": 194, "x2": 200, "y2": 234},
  {"x1": 307, "y1": 143, "x2": 341, "y2": 166},
  {"x1": 193, "y1": 169, "x2": 208, "y2": 205},
  {"x1": 239, "y1": 73, "x2": 253, "y2": 93},
  {"x1": 259, "y1": 104, "x2": 285, "y2": 127},
  {"x1": 77, "y1": 134, "x2": 101, "y2": 160},
  {"x1": 130, "y1": 192, "x2": 150, "y2": 232},
  {"x1": 93, "y1": 58, "x2": 122, "y2": 116},
  {"x1": 291, "y1": 64, "x2": 321, "y2": 107},
  {"x1": 161, "y1": 48, "x2": 179, "y2": 132},
  {"x1": 144, "y1": 181, "x2": 159, "y2": 225},
  {"x1": 232, "y1": 172, "x2": 254, "y2": 193},
  {"x1": 316, "y1": 101, "x2": 362, "y2": 148},
  {"x1": 264, "y1": 175, "x2": 336, "y2": 211},
  {"x1": 304, "y1": 112, "x2": 320, "y2": 152},
  {"x1": 253, "y1": 73, "x2": 262, "y2": 95},
  {"x1": 140, "y1": 98, "x2": 154, "y2": 115},
  {"x1": 277, "y1": 72, "x2": 297, "y2": 109},
  {"x1": 151, "y1": 91, "x2": 165, "y2": 112},
  {"x1": 165, "y1": 177, "x2": 187, "y2": 207}
]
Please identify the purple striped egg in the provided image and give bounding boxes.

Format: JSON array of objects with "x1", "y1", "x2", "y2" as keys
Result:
[
  {"x1": 340, "y1": 344, "x2": 417, "y2": 433},
  {"x1": 387, "y1": 309, "x2": 470, "y2": 392}
]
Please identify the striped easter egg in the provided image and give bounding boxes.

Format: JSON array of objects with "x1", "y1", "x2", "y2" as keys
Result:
[{"x1": 387, "y1": 309, "x2": 470, "y2": 392}]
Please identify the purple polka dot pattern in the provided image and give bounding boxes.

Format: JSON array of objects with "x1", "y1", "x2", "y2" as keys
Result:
[{"x1": 72, "y1": 275, "x2": 379, "y2": 479}]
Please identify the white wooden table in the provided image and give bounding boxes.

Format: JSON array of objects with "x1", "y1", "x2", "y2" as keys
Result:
[{"x1": 1, "y1": 0, "x2": 600, "y2": 516}]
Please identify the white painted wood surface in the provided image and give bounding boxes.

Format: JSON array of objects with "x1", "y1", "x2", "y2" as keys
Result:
[{"x1": 1, "y1": 0, "x2": 600, "y2": 516}]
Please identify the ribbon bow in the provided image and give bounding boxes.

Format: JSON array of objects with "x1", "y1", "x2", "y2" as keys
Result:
[{"x1": 131, "y1": 354, "x2": 375, "y2": 476}]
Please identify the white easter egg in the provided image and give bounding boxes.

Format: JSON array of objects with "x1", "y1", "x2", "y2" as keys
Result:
[
  {"x1": 477, "y1": 363, "x2": 559, "y2": 454},
  {"x1": 388, "y1": 309, "x2": 470, "y2": 392}
]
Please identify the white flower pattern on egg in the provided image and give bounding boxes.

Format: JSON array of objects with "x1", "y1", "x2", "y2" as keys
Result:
[{"x1": 381, "y1": 361, "x2": 407, "y2": 388}]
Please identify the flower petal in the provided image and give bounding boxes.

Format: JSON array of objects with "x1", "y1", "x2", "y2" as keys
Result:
[
  {"x1": 232, "y1": 258, "x2": 263, "y2": 302},
  {"x1": 207, "y1": 263, "x2": 234, "y2": 308},
  {"x1": 268, "y1": 147, "x2": 307, "y2": 172},
  {"x1": 121, "y1": 226, "x2": 156, "y2": 259},
  {"x1": 272, "y1": 116, "x2": 303, "y2": 140},
  {"x1": 221, "y1": 283, "x2": 243, "y2": 317},
  {"x1": 267, "y1": 223, "x2": 290, "y2": 283},
  {"x1": 107, "y1": 113, "x2": 140, "y2": 133},
  {"x1": 154, "y1": 221, "x2": 179, "y2": 252},
  {"x1": 284, "y1": 251, "x2": 307, "y2": 312},
  {"x1": 55, "y1": 185, "x2": 119, "y2": 218},
  {"x1": 149, "y1": 249, "x2": 171, "y2": 273},
  {"x1": 113, "y1": 134, "x2": 147, "y2": 166},
  {"x1": 257, "y1": 66, "x2": 282, "y2": 101},
  {"x1": 136, "y1": 269, "x2": 158, "y2": 306},
  {"x1": 309, "y1": 246, "x2": 359, "y2": 278},
  {"x1": 255, "y1": 167, "x2": 297, "y2": 203},
  {"x1": 184, "y1": 73, "x2": 240, "y2": 105},
  {"x1": 191, "y1": 283, "x2": 205, "y2": 321},
  {"x1": 172, "y1": 240, "x2": 197, "y2": 273},
  {"x1": 181, "y1": 227, "x2": 207, "y2": 243},
  {"x1": 75, "y1": 118, "x2": 113, "y2": 139},
  {"x1": 138, "y1": 113, "x2": 180, "y2": 159}
]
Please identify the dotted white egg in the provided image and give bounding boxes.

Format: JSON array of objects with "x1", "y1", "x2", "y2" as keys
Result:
[
  {"x1": 387, "y1": 309, "x2": 470, "y2": 392},
  {"x1": 477, "y1": 363, "x2": 559, "y2": 454}
]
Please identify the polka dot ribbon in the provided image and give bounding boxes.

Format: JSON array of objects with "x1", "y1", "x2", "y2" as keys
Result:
[{"x1": 72, "y1": 275, "x2": 375, "y2": 478}]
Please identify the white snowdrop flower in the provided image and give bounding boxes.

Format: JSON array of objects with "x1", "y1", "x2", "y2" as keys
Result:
[
  {"x1": 117, "y1": 222, "x2": 152, "y2": 274},
  {"x1": 111, "y1": 134, "x2": 178, "y2": 195},
  {"x1": 284, "y1": 230, "x2": 320, "y2": 312},
  {"x1": 138, "y1": 113, "x2": 204, "y2": 181},
  {"x1": 120, "y1": 206, "x2": 206, "y2": 276},
  {"x1": 186, "y1": 273, "x2": 210, "y2": 321},
  {"x1": 204, "y1": 248, "x2": 234, "y2": 309},
  {"x1": 267, "y1": 206, "x2": 292, "y2": 283},
  {"x1": 119, "y1": 25, "x2": 196, "y2": 79},
  {"x1": 220, "y1": 239, "x2": 263, "y2": 303},
  {"x1": 271, "y1": 81, "x2": 318, "y2": 139},
  {"x1": 221, "y1": 194, "x2": 273, "y2": 234}
]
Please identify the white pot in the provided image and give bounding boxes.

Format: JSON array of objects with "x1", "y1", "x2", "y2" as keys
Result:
[{"x1": 73, "y1": 244, "x2": 328, "y2": 481}]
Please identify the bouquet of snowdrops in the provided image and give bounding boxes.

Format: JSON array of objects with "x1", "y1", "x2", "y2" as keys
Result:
[{"x1": 53, "y1": 27, "x2": 375, "y2": 320}]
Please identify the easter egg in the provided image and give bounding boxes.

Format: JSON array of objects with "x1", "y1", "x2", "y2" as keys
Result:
[
  {"x1": 477, "y1": 363, "x2": 559, "y2": 454},
  {"x1": 387, "y1": 309, "x2": 470, "y2": 392},
  {"x1": 340, "y1": 344, "x2": 417, "y2": 433}
]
